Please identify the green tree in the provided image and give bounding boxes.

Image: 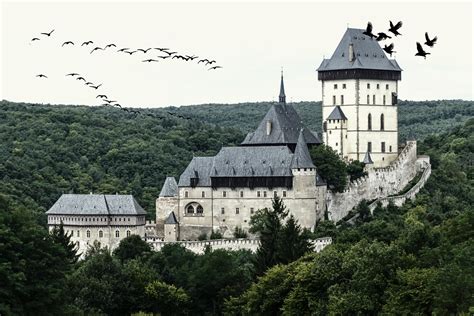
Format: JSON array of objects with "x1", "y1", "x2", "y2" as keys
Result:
[
  {"x1": 309, "y1": 145, "x2": 347, "y2": 192},
  {"x1": 145, "y1": 280, "x2": 190, "y2": 315},
  {"x1": 113, "y1": 234, "x2": 152, "y2": 262},
  {"x1": 346, "y1": 160, "x2": 367, "y2": 181},
  {"x1": 233, "y1": 226, "x2": 248, "y2": 238},
  {"x1": 51, "y1": 221, "x2": 80, "y2": 264}
]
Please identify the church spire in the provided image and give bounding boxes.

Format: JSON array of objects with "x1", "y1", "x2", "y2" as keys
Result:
[{"x1": 279, "y1": 70, "x2": 286, "y2": 103}]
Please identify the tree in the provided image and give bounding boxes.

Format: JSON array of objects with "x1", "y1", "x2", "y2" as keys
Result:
[
  {"x1": 233, "y1": 226, "x2": 248, "y2": 238},
  {"x1": 113, "y1": 234, "x2": 152, "y2": 262},
  {"x1": 210, "y1": 230, "x2": 223, "y2": 239},
  {"x1": 309, "y1": 145, "x2": 347, "y2": 192},
  {"x1": 145, "y1": 281, "x2": 190, "y2": 315},
  {"x1": 51, "y1": 221, "x2": 80, "y2": 264},
  {"x1": 346, "y1": 160, "x2": 367, "y2": 181}
]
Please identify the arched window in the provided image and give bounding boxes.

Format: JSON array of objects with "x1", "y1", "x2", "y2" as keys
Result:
[
  {"x1": 185, "y1": 202, "x2": 203, "y2": 215},
  {"x1": 126, "y1": 230, "x2": 131, "y2": 237},
  {"x1": 115, "y1": 230, "x2": 120, "y2": 238},
  {"x1": 86, "y1": 230, "x2": 90, "y2": 238},
  {"x1": 186, "y1": 204, "x2": 194, "y2": 214},
  {"x1": 99, "y1": 230, "x2": 103, "y2": 238},
  {"x1": 368, "y1": 113, "x2": 372, "y2": 130},
  {"x1": 196, "y1": 205, "x2": 204, "y2": 214},
  {"x1": 380, "y1": 114, "x2": 385, "y2": 130}
]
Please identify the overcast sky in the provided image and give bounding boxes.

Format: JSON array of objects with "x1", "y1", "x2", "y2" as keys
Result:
[{"x1": 1, "y1": 1, "x2": 472, "y2": 108}]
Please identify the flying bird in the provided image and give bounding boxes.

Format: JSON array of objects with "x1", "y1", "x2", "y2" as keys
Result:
[
  {"x1": 137, "y1": 48, "x2": 152, "y2": 53},
  {"x1": 208, "y1": 66, "x2": 223, "y2": 70},
  {"x1": 124, "y1": 50, "x2": 137, "y2": 55},
  {"x1": 376, "y1": 32, "x2": 391, "y2": 41},
  {"x1": 163, "y1": 51, "x2": 177, "y2": 55},
  {"x1": 415, "y1": 42, "x2": 430, "y2": 59},
  {"x1": 85, "y1": 82, "x2": 94, "y2": 85},
  {"x1": 36, "y1": 74, "x2": 48, "y2": 78},
  {"x1": 389, "y1": 21, "x2": 403, "y2": 36},
  {"x1": 154, "y1": 47, "x2": 169, "y2": 51},
  {"x1": 97, "y1": 94, "x2": 107, "y2": 99},
  {"x1": 81, "y1": 41, "x2": 93, "y2": 46},
  {"x1": 206, "y1": 60, "x2": 216, "y2": 65},
  {"x1": 383, "y1": 43, "x2": 396, "y2": 57},
  {"x1": 62, "y1": 41, "x2": 74, "y2": 46},
  {"x1": 31, "y1": 37, "x2": 40, "y2": 42},
  {"x1": 362, "y1": 22, "x2": 377, "y2": 39},
  {"x1": 90, "y1": 46, "x2": 104, "y2": 54},
  {"x1": 142, "y1": 59, "x2": 159, "y2": 62},
  {"x1": 76, "y1": 76, "x2": 86, "y2": 81},
  {"x1": 66, "y1": 73, "x2": 79, "y2": 77},
  {"x1": 186, "y1": 55, "x2": 198, "y2": 60},
  {"x1": 198, "y1": 59, "x2": 209, "y2": 64},
  {"x1": 41, "y1": 29, "x2": 54, "y2": 37},
  {"x1": 90, "y1": 84, "x2": 102, "y2": 89},
  {"x1": 424, "y1": 32, "x2": 437, "y2": 47},
  {"x1": 105, "y1": 43, "x2": 116, "y2": 49},
  {"x1": 157, "y1": 55, "x2": 171, "y2": 59},
  {"x1": 117, "y1": 48, "x2": 130, "y2": 52},
  {"x1": 104, "y1": 99, "x2": 117, "y2": 104}
]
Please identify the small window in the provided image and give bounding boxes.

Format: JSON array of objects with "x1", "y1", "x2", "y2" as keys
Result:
[
  {"x1": 186, "y1": 205, "x2": 194, "y2": 214},
  {"x1": 126, "y1": 230, "x2": 131, "y2": 237},
  {"x1": 334, "y1": 84, "x2": 338, "y2": 89},
  {"x1": 115, "y1": 230, "x2": 120, "y2": 238},
  {"x1": 367, "y1": 83, "x2": 370, "y2": 89},
  {"x1": 223, "y1": 191, "x2": 227, "y2": 197},
  {"x1": 99, "y1": 230, "x2": 103, "y2": 238},
  {"x1": 380, "y1": 114, "x2": 385, "y2": 130},
  {"x1": 196, "y1": 205, "x2": 203, "y2": 214},
  {"x1": 236, "y1": 208, "x2": 240, "y2": 214},
  {"x1": 368, "y1": 142, "x2": 372, "y2": 153},
  {"x1": 282, "y1": 191, "x2": 287, "y2": 198},
  {"x1": 86, "y1": 230, "x2": 90, "y2": 238},
  {"x1": 332, "y1": 95, "x2": 336, "y2": 105},
  {"x1": 77, "y1": 230, "x2": 80, "y2": 237},
  {"x1": 342, "y1": 83, "x2": 346, "y2": 89},
  {"x1": 340, "y1": 95, "x2": 344, "y2": 105},
  {"x1": 70, "y1": 230, "x2": 74, "y2": 237},
  {"x1": 373, "y1": 95, "x2": 376, "y2": 105},
  {"x1": 386, "y1": 84, "x2": 389, "y2": 90},
  {"x1": 201, "y1": 191, "x2": 205, "y2": 198},
  {"x1": 240, "y1": 191, "x2": 244, "y2": 198},
  {"x1": 184, "y1": 191, "x2": 189, "y2": 198},
  {"x1": 376, "y1": 84, "x2": 380, "y2": 89},
  {"x1": 383, "y1": 95, "x2": 386, "y2": 105},
  {"x1": 263, "y1": 191, "x2": 267, "y2": 198},
  {"x1": 381, "y1": 142, "x2": 386, "y2": 153},
  {"x1": 329, "y1": 130, "x2": 332, "y2": 134},
  {"x1": 367, "y1": 95, "x2": 370, "y2": 104},
  {"x1": 273, "y1": 191, "x2": 278, "y2": 198},
  {"x1": 250, "y1": 208, "x2": 254, "y2": 214},
  {"x1": 389, "y1": 145, "x2": 392, "y2": 152},
  {"x1": 257, "y1": 191, "x2": 261, "y2": 197},
  {"x1": 368, "y1": 113, "x2": 372, "y2": 130},
  {"x1": 221, "y1": 207, "x2": 225, "y2": 214}
]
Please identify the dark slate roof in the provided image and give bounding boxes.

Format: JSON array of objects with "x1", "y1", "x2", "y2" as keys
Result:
[
  {"x1": 178, "y1": 157, "x2": 214, "y2": 187},
  {"x1": 327, "y1": 106, "x2": 348, "y2": 120},
  {"x1": 46, "y1": 194, "x2": 147, "y2": 215},
  {"x1": 159, "y1": 177, "x2": 178, "y2": 197},
  {"x1": 316, "y1": 171, "x2": 326, "y2": 186},
  {"x1": 291, "y1": 131, "x2": 316, "y2": 169},
  {"x1": 279, "y1": 74, "x2": 285, "y2": 98},
  {"x1": 241, "y1": 103, "x2": 321, "y2": 146},
  {"x1": 363, "y1": 151, "x2": 374, "y2": 164},
  {"x1": 317, "y1": 28, "x2": 402, "y2": 72},
  {"x1": 164, "y1": 211, "x2": 178, "y2": 225}
]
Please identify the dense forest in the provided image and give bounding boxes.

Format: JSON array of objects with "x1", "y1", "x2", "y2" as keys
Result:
[
  {"x1": 1, "y1": 115, "x2": 472, "y2": 315},
  {"x1": 0, "y1": 99, "x2": 472, "y2": 216}
]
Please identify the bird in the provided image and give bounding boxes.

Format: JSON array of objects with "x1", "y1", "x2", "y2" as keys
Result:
[
  {"x1": 62, "y1": 41, "x2": 74, "y2": 46},
  {"x1": 31, "y1": 37, "x2": 40, "y2": 42},
  {"x1": 96, "y1": 94, "x2": 107, "y2": 99},
  {"x1": 163, "y1": 51, "x2": 177, "y2": 55},
  {"x1": 157, "y1": 55, "x2": 171, "y2": 59},
  {"x1": 85, "y1": 81, "x2": 94, "y2": 85},
  {"x1": 383, "y1": 43, "x2": 396, "y2": 57},
  {"x1": 154, "y1": 47, "x2": 169, "y2": 51},
  {"x1": 36, "y1": 74, "x2": 48, "y2": 78},
  {"x1": 376, "y1": 32, "x2": 392, "y2": 41},
  {"x1": 114, "y1": 103, "x2": 122, "y2": 108},
  {"x1": 90, "y1": 84, "x2": 102, "y2": 89},
  {"x1": 137, "y1": 48, "x2": 152, "y2": 53},
  {"x1": 198, "y1": 59, "x2": 209, "y2": 64},
  {"x1": 76, "y1": 76, "x2": 86, "y2": 81},
  {"x1": 66, "y1": 73, "x2": 79, "y2": 77},
  {"x1": 362, "y1": 22, "x2": 377, "y2": 39},
  {"x1": 41, "y1": 29, "x2": 54, "y2": 37},
  {"x1": 206, "y1": 60, "x2": 216, "y2": 65},
  {"x1": 415, "y1": 42, "x2": 430, "y2": 59},
  {"x1": 388, "y1": 21, "x2": 403, "y2": 36},
  {"x1": 104, "y1": 99, "x2": 117, "y2": 104},
  {"x1": 124, "y1": 50, "x2": 137, "y2": 55},
  {"x1": 81, "y1": 41, "x2": 93, "y2": 46},
  {"x1": 142, "y1": 59, "x2": 159, "y2": 62},
  {"x1": 90, "y1": 46, "x2": 104, "y2": 54},
  {"x1": 208, "y1": 66, "x2": 223, "y2": 70},
  {"x1": 424, "y1": 32, "x2": 437, "y2": 47},
  {"x1": 117, "y1": 48, "x2": 130, "y2": 52},
  {"x1": 105, "y1": 43, "x2": 116, "y2": 49},
  {"x1": 186, "y1": 55, "x2": 198, "y2": 60}
]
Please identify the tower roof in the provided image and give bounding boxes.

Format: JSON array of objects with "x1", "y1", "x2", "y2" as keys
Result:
[
  {"x1": 317, "y1": 28, "x2": 402, "y2": 73},
  {"x1": 327, "y1": 106, "x2": 348, "y2": 120},
  {"x1": 159, "y1": 177, "x2": 178, "y2": 197},
  {"x1": 164, "y1": 211, "x2": 178, "y2": 225},
  {"x1": 279, "y1": 71, "x2": 286, "y2": 103},
  {"x1": 363, "y1": 151, "x2": 374, "y2": 164},
  {"x1": 291, "y1": 130, "x2": 316, "y2": 169}
]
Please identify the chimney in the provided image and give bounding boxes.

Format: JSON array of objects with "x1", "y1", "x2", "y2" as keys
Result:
[
  {"x1": 266, "y1": 120, "x2": 272, "y2": 135},
  {"x1": 349, "y1": 43, "x2": 354, "y2": 62}
]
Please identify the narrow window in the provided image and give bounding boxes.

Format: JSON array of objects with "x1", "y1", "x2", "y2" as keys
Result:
[
  {"x1": 389, "y1": 145, "x2": 392, "y2": 152},
  {"x1": 250, "y1": 208, "x2": 254, "y2": 214},
  {"x1": 340, "y1": 95, "x2": 344, "y2": 105},
  {"x1": 381, "y1": 142, "x2": 386, "y2": 153},
  {"x1": 240, "y1": 191, "x2": 244, "y2": 198},
  {"x1": 77, "y1": 230, "x2": 80, "y2": 237},
  {"x1": 380, "y1": 114, "x2": 385, "y2": 130},
  {"x1": 376, "y1": 83, "x2": 380, "y2": 89},
  {"x1": 386, "y1": 84, "x2": 389, "y2": 90},
  {"x1": 70, "y1": 230, "x2": 74, "y2": 237},
  {"x1": 263, "y1": 191, "x2": 267, "y2": 198},
  {"x1": 373, "y1": 95, "x2": 376, "y2": 105},
  {"x1": 196, "y1": 205, "x2": 204, "y2": 214},
  {"x1": 99, "y1": 230, "x2": 103, "y2": 238},
  {"x1": 115, "y1": 230, "x2": 120, "y2": 238},
  {"x1": 221, "y1": 207, "x2": 225, "y2": 214},
  {"x1": 236, "y1": 208, "x2": 240, "y2": 214},
  {"x1": 335, "y1": 142, "x2": 338, "y2": 146},
  {"x1": 342, "y1": 83, "x2": 346, "y2": 89},
  {"x1": 257, "y1": 191, "x2": 261, "y2": 197},
  {"x1": 383, "y1": 95, "x2": 386, "y2": 105},
  {"x1": 186, "y1": 205, "x2": 194, "y2": 214},
  {"x1": 368, "y1": 113, "x2": 372, "y2": 130},
  {"x1": 367, "y1": 94, "x2": 370, "y2": 104},
  {"x1": 334, "y1": 84, "x2": 338, "y2": 89},
  {"x1": 126, "y1": 230, "x2": 131, "y2": 237},
  {"x1": 332, "y1": 95, "x2": 336, "y2": 105},
  {"x1": 368, "y1": 142, "x2": 372, "y2": 153},
  {"x1": 201, "y1": 191, "x2": 205, "y2": 198},
  {"x1": 273, "y1": 191, "x2": 278, "y2": 198},
  {"x1": 86, "y1": 230, "x2": 90, "y2": 238},
  {"x1": 222, "y1": 191, "x2": 226, "y2": 197},
  {"x1": 184, "y1": 191, "x2": 189, "y2": 198},
  {"x1": 367, "y1": 83, "x2": 370, "y2": 89},
  {"x1": 282, "y1": 191, "x2": 287, "y2": 198}
]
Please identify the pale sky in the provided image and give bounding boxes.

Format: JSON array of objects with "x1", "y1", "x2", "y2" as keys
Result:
[{"x1": 1, "y1": 1, "x2": 472, "y2": 108}]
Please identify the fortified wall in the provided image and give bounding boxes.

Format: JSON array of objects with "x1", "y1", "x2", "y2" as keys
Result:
[{"x1": 327, "y1": 141, "x2": 420, "y2": 222}]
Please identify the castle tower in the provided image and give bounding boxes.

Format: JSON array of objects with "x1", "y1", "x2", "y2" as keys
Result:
[{"x1": 317, "y1": 28, "x2": 402, "y2": 167}]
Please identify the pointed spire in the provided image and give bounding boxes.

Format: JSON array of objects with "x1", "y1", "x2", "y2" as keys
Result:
[
  {"x1": 291, "y1": 130, "x2": 316, "y2": 169},
  {"x1": 279, "y1": 69, "x2": 286, "y2": 104},
  {"x1": 159, "y1": 177, "x2": 178, "y2": 197},
  {"x1": 164, "y1": 211, "x2": 178, "y2": 224},
  {"x1": 363, "y1": 151, "x2": 374, "y2": 164}
]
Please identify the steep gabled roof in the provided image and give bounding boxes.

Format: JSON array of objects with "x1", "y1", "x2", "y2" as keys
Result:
[
  {"x1": 159, "y1": 177, "x2": 178, "y2": 197},
  {"x1": 178, "y1": 157, "x2": 214, "y2": 187},
  {"x1": 164, "y1": 211, "x2": 178, "y2": 225},
  {"x1": 291, "y1": 130, "x2": 316, "y2": 169},
  {"x1": 327, "y1": 106, "x2": 348, "y2": 120},
  {"x1": 317, "y1": 28, "x2": 402, "y2": 72},
  {"x1": 363, "y1": 151, "x2": 374, "y2": 164}
]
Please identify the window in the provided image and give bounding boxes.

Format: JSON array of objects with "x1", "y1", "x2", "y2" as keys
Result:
[
  {"x1": 236, "y1": 208, "x2": 240, "y2": 214},
  {"x1": 332, "y1": 95, "x2": 336, "y2": 105},
  {"x1": 250, "y1": 208, "x2": 254, "y2": 214},
  {"x1": 335, "y1": 142, "x2": 338, "y2": 146},
  {"x1": 99, "y1": 230, "x2": 103, "y2": 238},
  {"x1": 77, "y1": 230, "x2": 80, "y2": 237},
  {"x1": 196, "y1": 205, "x2": 203, "y2": 214},
  {"x1": 257, "y1": 191, "x2": 261, "y2": 197},
  {"x1": 340, "y1": 95, "x2": 344, "y2": 105},
  {"x1": 221, "y1": 207, "x2": 225, "y2": 214},
  {"x1": 386, "y1": 84, "x2": 389, "y2": 90},
  {"x1": 201, "y1": 191, "x2": 205, "y2": 198},
  {"x1": 184, "y1": 191, "x2": 189, "y2": 198},
  {"x1": 263, "y1": 191, "x2": 267, "y2": 198},
  {"x1": 86, "y1": 230, "x2": 90, "y2": 238},
  {"x1": 368, "y1": 142, "x2": 372, "y2": 153},
  {"x1": 373, "y1": 95, "x2": 376, "y2": 105},
  {"x1": 70, "y1": 230, "x2": 74, "y2": 237},
  {"x1": 186, "y1": 205, "x2": 194, "y2": 214},
  {"x1": 380, "y1": 114, "x2": 385, "y2": 130},
  {"x1": 223, "y1": 191, "x2": 227, "y2": 197},
  {"x1": 381, "y1": 142, "x2": 386, "y2": 153},
  {"x1": 383, "y1": 95, "x2": 386, "y2": 105},
  {"x1": 342, "y1": 83, "x2": 346, "y2": 89},
  {"x1": 389, "y1": 145, "x2": 392, "y2": 152},
  {"x1": 240, "y1": 191, "x2": 244, "y2": 198},
  {"x1": 282, "y1": 191, "x2": 287, "y2": 197},
  {"x1": 115, "y1": 230, "x2": 120, "y2": 238},
  {"x1": 376, "y1": 83, "x2": 380, "y2": 89},
  {"x1": 368, "y1": 113, "x2": 372, "y2": 130},
  {"x1": 126, "y1": 230, "x2": 131, "y2": 237},
  {"x1": 392, "y1": 92, "x2": 398, "y2": 105},
  {"x1": 367, "y1": 83, "x2": 370, "y2": 89},
  {"x1": 367, "y1": 95, "x2": 370, "y2": 104},
  {"x1": 273, "y1": 191, "x2": 278, "y2": 198},
  {"x1": 334, "y1": 84, "x2": 338, "y2": 89}
]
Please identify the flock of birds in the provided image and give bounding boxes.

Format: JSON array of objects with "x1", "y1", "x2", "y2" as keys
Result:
[
  {"x1": 362, "y1": 21, "x2": 437, "y2": 59},
  {"x1": 31, "y1": 28, "x2": 224, "y2": 119}
]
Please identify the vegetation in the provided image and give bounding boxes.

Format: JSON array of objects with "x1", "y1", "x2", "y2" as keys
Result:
[{"x1": 309, "y1": 145, "x2": 348, "y2": 192}]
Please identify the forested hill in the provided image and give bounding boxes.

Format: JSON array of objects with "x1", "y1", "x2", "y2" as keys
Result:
[
  {"x1": 167, "y1": 99, "x2": 473, "y2": 142},
  {"x1": 0, "y1": 99, "x2": 472, "y2": 215}
]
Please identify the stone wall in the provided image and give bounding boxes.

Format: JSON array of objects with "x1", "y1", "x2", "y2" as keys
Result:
[
  {"x1": 146, "y1": 237, "x2": 332, "y2": 255},
  {"x1": 327, "y1": 140, "x2": 419, "y2": 222}
]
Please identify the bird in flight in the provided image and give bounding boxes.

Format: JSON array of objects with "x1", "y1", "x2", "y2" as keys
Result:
[
  {"x1": 163, "y1": 50, "x2": 177, "y2": 56},
  {"x1": 206, "y1": 60, "x2": 216, "y2": 65},
  {"x1": 388, "y1": 21, "x2": 403, "y2": 36},
  {"x1": 36, "y1": 74, "x2": 48, "y2": 78},
  {"x1": 157, "y1": 55, "x2": 171, "y2": 59},
  {"x1": 154, "y1": 47, "x2": 169, "y2": 52},
  {"x1": 31, "y1": 37, "x2": 40, "y2": 42},
  {"x1": 62, "y1": 41, "x2": 74, "y2": 46},
  {"x1": 208, "y1": 66, "x2": 223, "y2": 70},
  {"x1": 424, "y1": 32, "x2": 437, "y2": 47},
  {"x1": 117, "y1": 48, "x2": 129, "y2": 52},
  {"x1": 85, "y1": 82, "x2": 94, "y2": 85},
  {"x1": 105, "y1": 43, "x2": 116, "y2": 49},
  {"x1": 97, "y1": 94, "x2": 107, "y2": 99},
  {"x1": 41, "y1": 29, "x2": 54, "y2": 37},
  {"x1": 382, "y1": 43, "x2": 396, "y2": 57},
  {"x1": 186, "y1": 55, "x2": 198, "y2": 60},
  {"x1": 198, "y1": 59, "x2": 209, "y2": 64},
  {"x1": 362, "y1": 22, "x2": 377, "y2": 39},
  {"x1": 81, "y1": 41, "x2": 93, "y2": 46},
  {"x1": 124, "y1": 50, "x2": 137, "y2": 55},
  {"x1": 415, "y1": 42, "x2": 430, "y2": 59},
  {"x1": 104, "y1": 99, "x2": 117, "y2": 104},
  {"x1": 137, "y1": 48, "x2": 152, "y2": 53},
  {"x1": 90, "y1": 84, "x2": 102, "y2": 89},
  {"x1": 90, "y1": 46, "x2": 104, "y2": 54},
  {"x1": 376, "y1": 32, "x2": 391, "y2": 41},
  {"x1": 76, "y1": 76, "x2": 86, "y2": 81},
  {"x1": 66, "y1": 73, "x2": 79, "y2": 77},
  {"x1": 142, "y1": 59, "x2": 159, "y2": 62}
]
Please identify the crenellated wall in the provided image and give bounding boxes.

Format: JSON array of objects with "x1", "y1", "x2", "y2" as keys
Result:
[{"x1": 327, "y1": 140, "x2": 419, "y2": 222}]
